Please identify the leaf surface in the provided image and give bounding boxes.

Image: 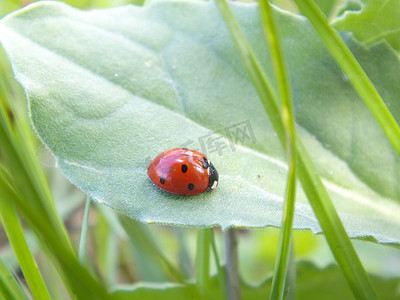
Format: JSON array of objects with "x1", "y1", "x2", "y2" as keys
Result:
[{"x1": 0, "y1": 1, "x2": 399, "y2": 242}]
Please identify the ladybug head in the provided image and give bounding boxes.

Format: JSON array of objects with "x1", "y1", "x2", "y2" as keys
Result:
[{"x1": 207, "y1": 161, "x2": 219, "y2": 191}]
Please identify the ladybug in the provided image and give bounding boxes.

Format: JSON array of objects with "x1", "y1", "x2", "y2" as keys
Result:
[{"x1": 147, "y1": 148, "x2": 219, "y2": 195}]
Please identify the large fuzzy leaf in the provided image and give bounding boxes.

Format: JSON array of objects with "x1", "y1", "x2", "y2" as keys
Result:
[{"x1": 0, "y1": 1, "x2": 399, "y2": 243}]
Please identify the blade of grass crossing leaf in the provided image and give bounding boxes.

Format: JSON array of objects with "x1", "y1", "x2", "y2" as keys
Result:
[
  {"x1": 293, "y1": 0, "x2": 400, "y2": 155},
  {"x1": 296, "y1": 139, "x2": 378, "y2": 299},
  {"x1": 0, "y1": 183, "x2": 52, "y2": 300},
  {"x1": 79, "y1": 195, "x2": 92, "y2": 265},
  {"x1": 214, "y1": 0, "x2": 286, "y2": 149},
  {"x1": 258, "y1": 1, "x2": 297, "y2": 299},
  {"x1": 215, "y1": 1, "x2": 378, "y2": 299},
  {"x1": 0, "y1": 256, "x2": 29, "y2": 300},
  {"x1": 195, "y1": 229, "x2": 211, "y2": 299}
]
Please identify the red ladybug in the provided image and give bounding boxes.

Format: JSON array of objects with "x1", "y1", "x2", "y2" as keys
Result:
[{"x1": 147, "y1": 148, "x2": 219, "y2": 195}]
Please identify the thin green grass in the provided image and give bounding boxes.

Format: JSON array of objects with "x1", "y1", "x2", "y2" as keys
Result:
[
  {"x1": 215, "y1": 0, "x2": 378, "y2": 299},
  {"x1": 0, "y1": 187, "x2": 50, "y2": 300},
  {"x1": 78, "y1": 195, "x2": 92, "y2": 265},
  {"x1": 195, "y1": 229, "x2": 211, "y2": 298},
  {"x1": 258, "y1": 1, "x2": 297, "y2": 299},
  {"x1": 0, "y1": 256, "x2": 28, "y2": 300}
]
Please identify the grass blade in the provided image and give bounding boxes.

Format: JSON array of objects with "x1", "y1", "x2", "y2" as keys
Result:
[
  {"x1": 78, "y1": 195, "x2": 92, "y2": 265},
  {"x1": 195, "y1": 228, "x2": 211, "y2": 299},
  {"x1": 258, "y1": 1, "x2": 297, "y2": 299},
  {"x1": 0, "y1": 175, "x2": 51, "y2": 300},
  {"x1": 214, "y1": 1, "x2": 378, "y2": 299},
  {"x1": 214, "y1": 0, "x2": 286, "y2": 148},
  {"x1": 0, "y1": 241, "x2": 29, "y2": 300},
  {"x1": 0, "y1": 170, "x2": 111, "y2": 299},
  {"x1": 293, "y1": 0, "x2": 400, "y2": 155},
  {"x1": 296, "y1": 139, "x2": 378, "y2": 299}
]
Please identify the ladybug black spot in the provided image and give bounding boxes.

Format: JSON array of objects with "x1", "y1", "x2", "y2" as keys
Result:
[
  {"x1": 160, "y1": 176, "x2": 166, "y2": 185},
  {"x1": 182, "y1": 147, "x2": 188, "y2": 150},
  {"x1": 181, "y1": 164, "x2": 188, "y2": 173},
  {"x1": 188, "y1": 183, "x2": 194, "y2": 190}
]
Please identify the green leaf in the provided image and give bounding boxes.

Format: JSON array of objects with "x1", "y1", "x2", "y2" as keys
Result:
[
  {"x1": 0, "y1": 1, "x2": 399, "y2": 243},
  {"x1": 334, "y1": 0, "x2": 400, "y2": 52},
  {"x1": 293, "y1": 262, "x2": 400, "y2": 300},
  {"x1": 278, "y1": 261, "x2": 400, "y2": 300},
  {"x1": 335, "y1": 0, "x2": 363, "y2": 18}
]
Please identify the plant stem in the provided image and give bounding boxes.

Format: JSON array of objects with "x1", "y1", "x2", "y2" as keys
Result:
[
  {"x1": 210, "y1": 229, "x2": 226, "y2": 300},
  {"x1": 224, "y1": 228, "x2": 240, "y2": 300},
  {"x1": 78, "y1": 195, "x2": 91, "y2": 265},
  {"x1": 196, "y1": 228, "x2": 211, "y2": 298},
  {"x1": 284, "y1": 238, "x2": 296, "y2": 300}
]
